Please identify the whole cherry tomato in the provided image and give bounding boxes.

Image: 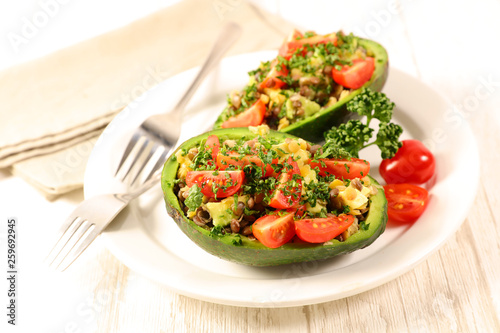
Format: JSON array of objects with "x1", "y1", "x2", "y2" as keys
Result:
[{"x1": 380, "y1": 140, "x2": 435, "y2": 184}]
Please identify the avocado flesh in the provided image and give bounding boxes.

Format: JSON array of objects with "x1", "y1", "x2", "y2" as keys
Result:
[
  {"x1": 161, "y1": 128, "x2": 388, "y2": 267},
  {"x1": 213, "y1": 37, "x2": 389, "y2": 143}
]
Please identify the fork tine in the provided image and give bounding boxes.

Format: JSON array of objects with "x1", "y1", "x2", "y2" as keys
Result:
[
  {"x1": 143, "y1": 146, "x2": 170, "y2": 183},
  {"x1": 114, "y1": 132, "x2": 141, "y2": 177},
  {"x1": 48, "y1": 219, "x2": 94, "y2": 270},
  {"x1": 45, "y1": 216, "x2": 85, "y2": 264},
  {"x1": 55, "y1": 226, "x2": 100, "y2": 272},
  {"x1": 117, "y1": 135, "x2": 149, "y2": 182},
  {"x1": 129, "y1": 142, "x2": 159, "y2": 186}
]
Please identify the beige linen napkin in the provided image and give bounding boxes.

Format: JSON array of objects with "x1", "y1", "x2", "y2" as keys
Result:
[{"x1": 0, "y1": 0, "x2": 295, "y2": 198}]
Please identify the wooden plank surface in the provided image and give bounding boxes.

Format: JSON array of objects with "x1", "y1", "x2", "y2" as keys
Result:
[
  {"x1": 2, "y1": 1, "x2": 498, "y2": 332},
  {"x1": 84, "y1": 1, "x2": 500, "y2": 332}
]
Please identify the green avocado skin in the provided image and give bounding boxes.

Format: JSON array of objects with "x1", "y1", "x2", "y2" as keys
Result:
[
  {"x1": 161, "y1": 128, "x2": 388, "y2": 267},
  {"x1": 213, "y1": 37, "x2": 389, "y2": 143}
]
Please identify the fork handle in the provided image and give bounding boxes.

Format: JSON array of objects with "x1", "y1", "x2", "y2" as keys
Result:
[{"x1": 171, "y1": 22, "x2": 243, "y2": 114}]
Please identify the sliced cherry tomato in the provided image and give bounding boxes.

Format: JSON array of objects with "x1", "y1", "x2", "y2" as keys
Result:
[
  {"x1": 310, "y1": 158, "x2": 370, "y2": 180},
  {"x1": 331, "y1": 57, "x2": 375, "y2": 89},
  {"x1": 216, "y1": 153, "x2": 276, "y2": 177},
  {"x1": 383, "y1": 184, "x2": 429, "y2": 223},
  {"x1": 380, "y1": 140, "x2": 436, "y2": 184},
  {"x1": 279, "y1": 31, "x2": 337, "y2": 59},
  {"x1": 278, "y1": 29, "x2": 303, "y2": 58},
  {"x1": 221, "y1": 99, "x2": 266, "y2": 128},
  {"x1": 252, "y1": 212, "x2": 296, "y2": 248},
  {"x1": 288, "y1": 204, "x2": 307, "y2": 218},
  {"x1": 185, "y1": 170, "x2": 244, "y2": 198},
  {"x1": 205, "y1": 135, "x2": 220, "y2": 162},
  {"x1": 268, "y1": 158, "x2": 302, "y2": 209},
  {"x1": 259, "y1": 59, "x2": 289, "y2": 90},
  {"x1": 294, "y1": 214, "x2": 354, "y2": 243}
]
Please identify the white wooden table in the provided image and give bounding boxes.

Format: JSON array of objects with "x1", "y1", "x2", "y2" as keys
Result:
[{"x1": 1, "y1": 1, "x2": 499, "y2": 332}]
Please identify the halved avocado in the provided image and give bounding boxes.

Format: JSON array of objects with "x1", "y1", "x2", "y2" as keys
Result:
[
  {"x1": 213, "y1": 37, "x2": 389, "y2": 143},
  {"x1": 161, "y1": 128, "x2": 387, "y2": 266}
]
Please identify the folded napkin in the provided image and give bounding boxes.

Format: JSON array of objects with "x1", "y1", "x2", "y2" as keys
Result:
[{"x1": 0, "y1": 0, "x2": 295, "y2": 198}]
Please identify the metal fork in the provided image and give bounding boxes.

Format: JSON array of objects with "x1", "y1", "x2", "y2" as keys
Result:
[
  {"x1": 114, "y1": 21, "x2": 242, "y2": 185},
  {"x1": 46, "y1": 22, "x2": 242, "y2": 271},
  {"x1": 45, "y1": 172, "x2": 162, "y2": 271}
]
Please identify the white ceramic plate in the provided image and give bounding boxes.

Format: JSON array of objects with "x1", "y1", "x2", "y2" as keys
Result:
[{"x1": 84, "y1": 51, "x2": 479, "y2": 308}]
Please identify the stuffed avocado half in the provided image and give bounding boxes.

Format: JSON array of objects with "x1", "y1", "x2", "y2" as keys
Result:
[
  {"x1": 213, "y1": 31, "x2": 389, "y2": 142},
  {"x1": 161, "y1": 127, "x2": 387, "y2": 266}
]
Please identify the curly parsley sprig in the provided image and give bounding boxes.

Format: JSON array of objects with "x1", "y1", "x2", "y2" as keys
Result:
[{"x1": 323, "y1": 88, "x2": 402, "y2": 159}]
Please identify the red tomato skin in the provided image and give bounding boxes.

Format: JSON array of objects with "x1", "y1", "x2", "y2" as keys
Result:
[
  {"x1": 252, "y1": 213, "x2": 296, "y2": 248},
  {"x1": 383, "y1": 184, "x2": 429, "y2": 223},
  {"x1": 279, "y1": 32, "x2": 337, "y2": 59},
  {"x1": 221, "y1": 99, "x2": 266, "y2": 128},
  {"x1": 331, "y1": 57, "x2": 375, "y2": 89},
  {"x1": 205, "y1": 135, "x2": 220, "y2": 162},
  {"x1": 380, "y1": 140, "x2": 436, "y2": 184},
  {"x1": 309, "y1": 158, "x2": 370, "y2": 180},
  {"x1": 294, "y1": 214, "x2": 355, "y2": 243},
  {"x1": 259, "y1": 60, "x2": 289, "y2": 90},
  {"x1": 216, "y1": 153, "x2": 276, "y2": 177},
  {"x1": 268, "y1": 159, "x2": 302, "y2": 209},
  {"x1": 185, "y1": 170, "x2": 244, "y2": 198}
]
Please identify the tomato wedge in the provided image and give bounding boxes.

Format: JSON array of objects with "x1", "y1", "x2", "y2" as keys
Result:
[
  {"x1": 331, "y1": 57, "x2": 375, "y2": 89},
  {"x1": 221, "y1": 99, "x2": 266, "y2": 128},
  {"x1": 205, "y1": 135, "x2": 220, "y2": 162},
  {"x1": 383, "y1": 184, "x2": 429, "y2": 223},
  {"x1": 279, "y1": 31, "x2": 337, "y2": 59},
  {"x1": 268, "y1": 158, "x2": 302, "y2": 209},
  {"x1": 380, "y1": 139, "x2": 436, "y2": 184},
  {"x1": 252, "y1": 212, "x2": 296, "y2": 248},
  {"x1": 259, "y1": 59, "x2": 289, "y2": 90},
  {"x1": 185, "y1": 170, "x2": 244, "y2": 198},
  {"x1": 310, "y1": 158, "x2": 370, "y2": 180},
  {"x1": 295, "y1": 214, "x2": 355, "y2": 243},
  {"x1": 216, "y1": 153, "x2": 276, "y2": 177}
]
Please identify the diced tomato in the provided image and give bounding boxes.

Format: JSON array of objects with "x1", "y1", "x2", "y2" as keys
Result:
[
  {"x1": 252, "y1": 212, "x2": 296, "y2": 248},
  {"x1": 205, "y1": 135, "x2": 220, "y2": 162},
  {"x1": 380, "y1": 140, "x2": 436, "y2": 184},
  {"x1": 268, "y1": 158, "x2": 302, "y2": 209},
  {"x1": 279, "y1": 32, "x2": 337, "y2": 59},
  {"x1": 310, "y1": 158, "x2": 370, "y2": 180},
  {"x1": 221, "y1": 99, "x2": 266, "y2": 128},
  {"x1": 331, "y1": 57, "x2": 375, "y2": 89},
  {"x1": 294, "y1": 214, "x2": 355, "y2": 243},
  {"x1": 383, "y1": 184, "x2": 429, "y2": 223},
  {"x1": 185, "y1": 170, "x2": 244, "y2": 198},
  {"x1": 216, "y1": 153, "x2": 276, "y2": 177}
]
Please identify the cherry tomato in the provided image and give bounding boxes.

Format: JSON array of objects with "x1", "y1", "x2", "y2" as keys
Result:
[
  {"x1": 288, "y1": 204, "x2": 307, "y2": 218},
  {"x1": 294, "y1": 214, "x2": 354, "y2": 243},
  {"x1": 309, "y1": 158, "x2": 370, "y2": 180},
  {"x1": 380, "y1": 140, "x2": 436, "y2": 184},
  {"x1": 205, "y1": 135, "x2": 220, "y2": 162},
  {"x1": 252, "y1": 212, "x2": 296, "y2": 248},
  {"x1": 278, "y1": 29, "x2": 303, "y2": 59},
  {"x1": 279, "y1": 31, "x2": 337, "y2": 59},
  {"x1": 268, "y1": 158, "x2": 302, "y2": 209},
  {"x1": 331, "y1": 57, "x2": 375, "y2": 89},
  {"x1": 185, "y1": 170, "x2": 244, "y2": 198},
  {"x1": 383, "y1": 184, "x2": 429, "y2": 223},
  {"x1": 221, "y1": 99, "x2": 266, "y2": 128},
  {"x1": 216, "y1": 153, "x2": 276, "y2": 177},
  {"x1": 259, "y1": 59, "x2": 289, "y2": 90}
]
